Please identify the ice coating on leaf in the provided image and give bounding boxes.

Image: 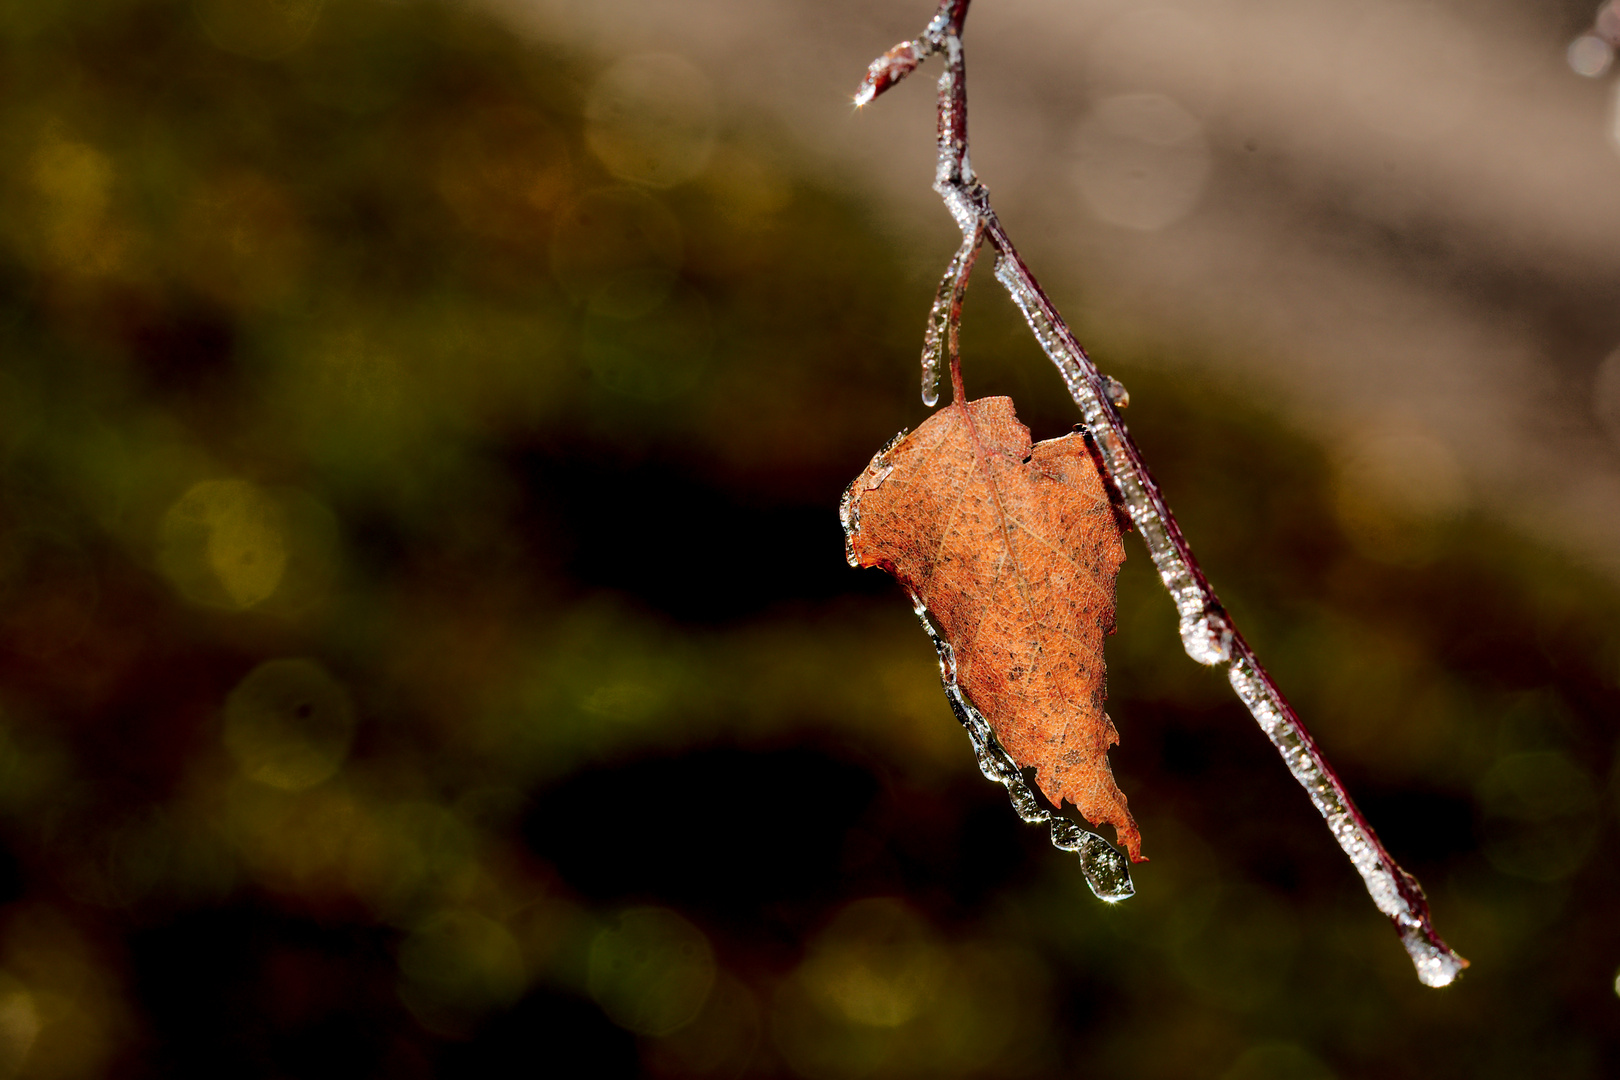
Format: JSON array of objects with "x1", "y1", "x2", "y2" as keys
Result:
[
  {"x1": 839, "y1": 430, "x2": 907, "y2": 565},
  {"x1": 914, "y1": 598, "x2": 1133, "y2": 902}
]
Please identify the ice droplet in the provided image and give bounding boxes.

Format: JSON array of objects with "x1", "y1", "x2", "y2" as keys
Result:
[
  {"x1": 1178, "y1": 608, "x2": 1233, "y2": 666},
  {"x1": 1102, "y1": 375, "x2": 1129, "y2": 408},
  {"x1": 910, "y1": 594, "x2": 1133, "y2": 903},
  {"x1": 1050, "y1": 818, "x2": 1134, "y2": 901}
]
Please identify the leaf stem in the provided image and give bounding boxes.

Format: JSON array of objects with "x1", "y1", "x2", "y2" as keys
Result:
[{"x1": 856, "y1": 0, "x2": 1467, "y2": 988}]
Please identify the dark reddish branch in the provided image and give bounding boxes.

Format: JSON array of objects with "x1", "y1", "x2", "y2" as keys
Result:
[
  {"x1": 992, "y1": 212, "x2": 1439, "y2": 918},
  {"x1": 855, "y1": 40, "x2": 927, "y2": 106},
  {"x1": 864, "y1": 0, "x2": 1462, "y2": 970}
]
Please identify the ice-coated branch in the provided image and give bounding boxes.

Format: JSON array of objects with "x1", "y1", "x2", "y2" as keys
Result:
[{"x1": 856, "y1": 0, "x2": 1467, "y2": 988}]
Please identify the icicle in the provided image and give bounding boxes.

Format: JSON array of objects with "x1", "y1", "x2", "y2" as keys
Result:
[
  {"x1": 920, "y1": 221, "x2": 984, "y2": 407},
  {"x1": 920, "y1": 266, "x2": 952, "y2": 407}
]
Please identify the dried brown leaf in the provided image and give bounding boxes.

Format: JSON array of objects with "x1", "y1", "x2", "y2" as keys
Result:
[{"x1": 844, "y1": 396, "x2": 1141, "y2": 860}]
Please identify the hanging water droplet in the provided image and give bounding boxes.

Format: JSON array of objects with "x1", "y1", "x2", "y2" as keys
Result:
[
  {"x1": 1178, "y1": 608, "x2": 1232, "y2": 665},
  {"x1": 1050, "y1": 818, "x2": 1134, "y2": 901},
  {"x1": 921, "y1": 355, "x2": 941, "y2": 407},
  {"x1": 1102, "y1": 375, "x2": 1129, "y2": 408},
  {"x1": 1402, "y1": 926, "x2": 1467, "y2": 987}
]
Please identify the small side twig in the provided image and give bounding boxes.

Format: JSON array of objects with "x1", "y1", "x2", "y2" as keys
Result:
[{"x1": 856, "y1": 0, "x2": 1467, "y2": 988}]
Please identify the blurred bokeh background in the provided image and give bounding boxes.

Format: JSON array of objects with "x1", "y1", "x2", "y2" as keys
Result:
[{"x1": 0, "y1": 0, "x2": 1618, "y2": 1076}]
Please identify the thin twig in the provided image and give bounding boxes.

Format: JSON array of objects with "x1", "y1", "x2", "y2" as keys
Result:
[{"x1": 855, "y1": 0, "x2": 1467, "y2": 988}]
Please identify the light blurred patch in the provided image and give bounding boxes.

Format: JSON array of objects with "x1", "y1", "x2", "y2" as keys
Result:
[
  {"x1": 588, "y1": 907, "x2": 716, "y2": 1037},
  {"x1": 29, "y1": 136, "x2": 109, "y2": 228},
  {"x1": 371, "y1": 801, "x2": 480, "y2": 916},
  {"x1": 1219, "y1": 1041, "x2": 1336, "y2": 1080},
  {"x1": 582, "y1": 285, "x2": 712, "y2": 402},
  {"x1": 1568, "y1": 34, "x2": 1614, "y2": 78},
  {"x1": 436, "y1": 106, "x2": 572, "y2": 239},
  {"x1": 399, "y1": 910, "x2": 527, "y2": 1035},
  {"x1": 0, "y1": 973, "x2": 39, "y2": 1079},
  {"x1": 551, "y1": 188, "x2": 683, "y2": 318},
  {"x1": 0, "y1": 909, "x2": 122, "y2": 1079},
  {"x1": 585, "y1": 53, "x2": 717, "y2": 189},
  {"x1": 224, "y1": 658, "x2": 356, "y2": 791},
  {"x1": 644, "y1": 973, "x2": 762, "y2": 1077},
  {"x1": 159, "y1": 479, "x2": 285, "y2": 608},
  {"x1": 798, "y1": 899, "x2": 942, "y2": 1029},
  {"x1": 702, "y1": 144, "x2": 792, "y2": 224},
  {"x1": 193, "y1": 0, "x2": 323, "y2": 60},
  {"x1": 773, "y1": 900, "x2": 1049, "y2": 1078},
  {"x1": 1072, "y1": 93, "x2": 1210, "y2": 231},
  {"x1": 158, "y1": 480, "x2": 339, "y2": 613},
  {"x1": 224, "y1": 781, "x2": 420, "y2": 905},
  {"x1": 916, "y1": 943, "x2": 1051, "y2": 1075},
  {"x1": 770, "y1": 975, "x2": 891, "y2": 1080},
  {"x1": 1476, "y1": 751, "x2": 1600, "y2": 882},
  {"x1": 1332, "y1": 425, "x2": 1466, "y2": 566},
  {"x1": 493, "y1": 607, "x2": 711, "y2": 777},
  {"x1": 27, "y1": 134, "x2": 125, "y2": 277}
]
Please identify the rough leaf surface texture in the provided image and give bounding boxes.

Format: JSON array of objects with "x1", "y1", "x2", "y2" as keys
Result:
[{"x1": 844, "y1": 396, "x2": 1141, "y2": 860}]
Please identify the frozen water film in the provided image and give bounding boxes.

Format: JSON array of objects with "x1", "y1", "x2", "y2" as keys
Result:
[
  {"x1": 1227, "y1": 654, "x2": 1466, "y2": 987},
  {"x1": 853, "y1": 0, "x2": 1466, "y2": 986},
  {"x1": 913, "y1": 596, "x2": 1134, "y2": 903},
  {"x1": 919, "y1": 226, "x2": 983, "y2": 406}
]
